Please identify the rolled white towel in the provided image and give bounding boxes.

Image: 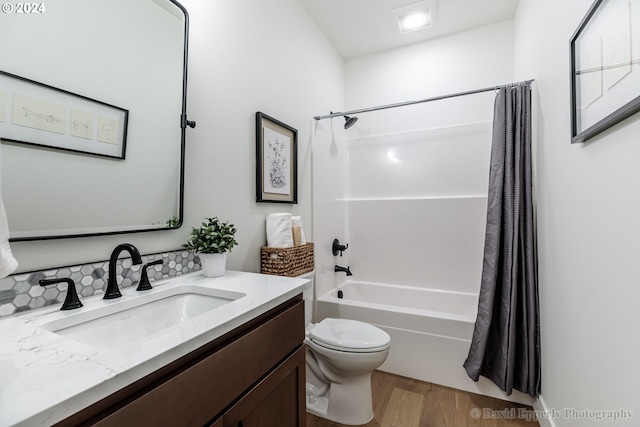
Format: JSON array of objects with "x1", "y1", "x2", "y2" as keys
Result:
[
  {"x1": 291, "y1": 215, "x2": 306, "y2": 246},
  {"x1": 266, "y1": 213, "x2": 294, "y2": 248}
]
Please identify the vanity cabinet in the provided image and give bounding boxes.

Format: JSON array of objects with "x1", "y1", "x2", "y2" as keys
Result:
[{"x1": 56, "y1": 295, "x2": 306, "y2": 427}]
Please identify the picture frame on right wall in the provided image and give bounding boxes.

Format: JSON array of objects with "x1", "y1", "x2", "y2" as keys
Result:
[{"x1": 570, "y1": 0, "x2": 640, "y2": 144}]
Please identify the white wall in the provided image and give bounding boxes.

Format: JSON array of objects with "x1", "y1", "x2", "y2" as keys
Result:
[
  {"x1": 345, "y1": 20, "x2": 514, "y2": 129},
  {"x1": 179, "y1": 0, "x2": 343, "y2": 273},
  {"x1": 514, "y1": 1, "x2": 640, "y2": 426},
  {"x1": 8, "y1": 0, "x2": 343, "y2": 273}
]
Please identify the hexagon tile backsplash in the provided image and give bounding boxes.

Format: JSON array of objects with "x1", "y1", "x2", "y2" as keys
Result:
[{"x1": 0, "y1": 250, "x2": 202, "y2": 317}]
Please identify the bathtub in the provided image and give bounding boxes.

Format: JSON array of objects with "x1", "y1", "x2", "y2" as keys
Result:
[{"x1": 316, "y1": 280, "x2": 532, "y2": 405}]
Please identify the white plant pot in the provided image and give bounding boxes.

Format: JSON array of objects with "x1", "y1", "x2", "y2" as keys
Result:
[{"x1": 199, "y1": 253, "x2": 227, "y2": 278}]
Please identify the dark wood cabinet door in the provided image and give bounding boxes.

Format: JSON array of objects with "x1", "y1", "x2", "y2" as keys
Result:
[{"x1": 224, "y1": 346, "x2": 306, "y2": 427}]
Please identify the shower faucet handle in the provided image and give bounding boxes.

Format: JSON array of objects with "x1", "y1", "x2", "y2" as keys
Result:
[{"x1": 332, "y1": 239, "x2": 349, "y2": 256}]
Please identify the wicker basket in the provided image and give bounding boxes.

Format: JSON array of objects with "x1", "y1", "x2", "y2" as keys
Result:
[{"x1": 261, "y1": 242, "x2": 314, "y2": 277}]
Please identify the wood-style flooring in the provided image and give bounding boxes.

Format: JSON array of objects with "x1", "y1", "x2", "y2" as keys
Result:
[{"x1": 306, "y1": 371, "x2": 540, "y2": 427}]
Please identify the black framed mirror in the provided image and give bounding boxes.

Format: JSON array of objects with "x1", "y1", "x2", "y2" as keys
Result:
[{"x1": 0, "y1": 0, "x2": 194, "y2": 241}]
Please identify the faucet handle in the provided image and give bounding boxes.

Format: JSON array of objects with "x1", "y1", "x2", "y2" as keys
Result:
[
  {"x1": 332, "y1": 239, "x2": 349, "y2": 256},
  {"x1": 136, "y1": 259, "x2": 163, "y2": 291},
  {"x1": 40, "y1": 278, "x2": 83, "y2": 310}
]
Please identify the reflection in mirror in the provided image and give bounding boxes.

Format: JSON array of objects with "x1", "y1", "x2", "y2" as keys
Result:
[{"x1": 0, "y1": 0, "x2": 190, "y2": 240}]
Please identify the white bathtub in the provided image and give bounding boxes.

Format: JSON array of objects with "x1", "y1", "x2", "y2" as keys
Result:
[{"x1": 316, "y1": 280, "x2": 532, "y2": 405}]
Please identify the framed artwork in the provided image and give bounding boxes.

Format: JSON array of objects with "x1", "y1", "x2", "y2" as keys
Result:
[
  {"x1": 570, "y1": 0, "x2": 640, "y2": 143},
  {"x1": 256, "y1": 112, "x2": 298, "y2": 203},
  {"x1": 0, "y1": 70, "x2": 128, "y2": 159}
]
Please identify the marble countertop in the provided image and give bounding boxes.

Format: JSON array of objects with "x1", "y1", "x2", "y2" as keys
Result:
[{"x1": 0, "y1": 270, "x2": 310, "y2": 427}]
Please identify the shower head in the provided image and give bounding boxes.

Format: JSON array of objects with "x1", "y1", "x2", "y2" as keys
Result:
[{"x1": 344, "y1": 115, "x2": 358, "y2": 129}]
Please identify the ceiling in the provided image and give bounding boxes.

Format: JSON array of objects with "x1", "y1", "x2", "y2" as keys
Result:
[{"x1": 298, "y1": 0, "x2": 520, "y2": 59}]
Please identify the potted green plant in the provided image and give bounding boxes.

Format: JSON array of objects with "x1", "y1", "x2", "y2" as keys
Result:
[{"x1": 183, "y1": 217, "x2": 238, "y2": 277}]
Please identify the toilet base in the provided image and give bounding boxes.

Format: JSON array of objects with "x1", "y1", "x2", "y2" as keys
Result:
[
  {"x1": 304, "y1": 374, "x2": 375, "y2": 426},
  {"x1": 306, "y1": 391, "x2": 374, "y2": 426},
  {"x1": 306, "y1": 394, "x2": 330, "y2": 419}
]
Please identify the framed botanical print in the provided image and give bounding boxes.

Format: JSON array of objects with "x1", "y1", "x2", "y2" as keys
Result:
[{"x1": 256, "y1": 112, "x2": 298, "y2": 203}]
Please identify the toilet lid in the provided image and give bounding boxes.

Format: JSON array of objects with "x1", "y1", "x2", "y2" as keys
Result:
[{"x1": 309, "y1": 318, "x2": 390, "y2": 352}]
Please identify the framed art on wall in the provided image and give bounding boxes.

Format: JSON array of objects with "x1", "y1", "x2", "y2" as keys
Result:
[
  {"x1": 0, "y1": 70, "x2": 128, "y2": 159},
  {"x1": 570, "y1": 0, "x2": 640, "y2": 143},
  {"x1": 255, "y1": 112, "x2": 298, "y2": 203}
]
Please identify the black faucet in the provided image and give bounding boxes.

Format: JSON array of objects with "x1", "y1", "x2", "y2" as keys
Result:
[
  {"x1": 334, "y1": 265, "x2": 352, "y2": 276},
  {"x1": 40, "y1": 278, "x2": 83, "y2": 310},
  {"x1": 136, "y1": 259, "x2": 163, "y2": 291},
  {"x1": 105, "y1": 243, "x2": 143, "y2": 299}
]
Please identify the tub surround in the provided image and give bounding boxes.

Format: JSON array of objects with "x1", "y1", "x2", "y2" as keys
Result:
[{"x1": 0, "y1": 270, "x2": 309, "y2": 426}]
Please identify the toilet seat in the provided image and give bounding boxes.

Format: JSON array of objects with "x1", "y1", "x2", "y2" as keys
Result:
[{"x1": 308, "y1": 318, "x2": 390, "y2": 353}]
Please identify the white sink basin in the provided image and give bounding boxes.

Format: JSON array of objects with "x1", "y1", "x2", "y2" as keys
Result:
[{"x1": 40, "y1": 285, "x2": 245, "y2": 349}]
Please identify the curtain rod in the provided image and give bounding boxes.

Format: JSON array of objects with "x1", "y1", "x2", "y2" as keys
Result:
[{"x1": 313, "y1": 79, "x2": 535, "y2": 121}]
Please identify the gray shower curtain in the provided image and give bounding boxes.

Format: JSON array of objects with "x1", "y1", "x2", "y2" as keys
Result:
[{"x1": 463, "y1": 82, "x2": 541, "y2": 398}]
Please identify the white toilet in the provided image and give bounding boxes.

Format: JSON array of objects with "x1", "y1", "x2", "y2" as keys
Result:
[{"x1": 302, "y1": 274, "x2": 391, "y2": 425}]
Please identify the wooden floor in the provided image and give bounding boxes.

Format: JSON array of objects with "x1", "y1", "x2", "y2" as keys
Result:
[{"x1": 307, "y1": 371, "x2": 540, "y2": 427}]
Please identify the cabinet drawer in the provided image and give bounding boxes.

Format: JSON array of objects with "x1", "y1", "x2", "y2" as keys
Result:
[{"x1": 93, "y1": 299, "x2": 304, "y2": 427}]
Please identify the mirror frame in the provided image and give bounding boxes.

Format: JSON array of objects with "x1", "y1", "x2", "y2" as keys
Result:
[{"x1": 9, "y1": 0, "x2": 194, "y2": 242}]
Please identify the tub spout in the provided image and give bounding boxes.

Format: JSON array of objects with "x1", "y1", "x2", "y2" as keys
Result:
[{"x1": 334, "y1": 265, "x2": 352, "y2": 276}]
